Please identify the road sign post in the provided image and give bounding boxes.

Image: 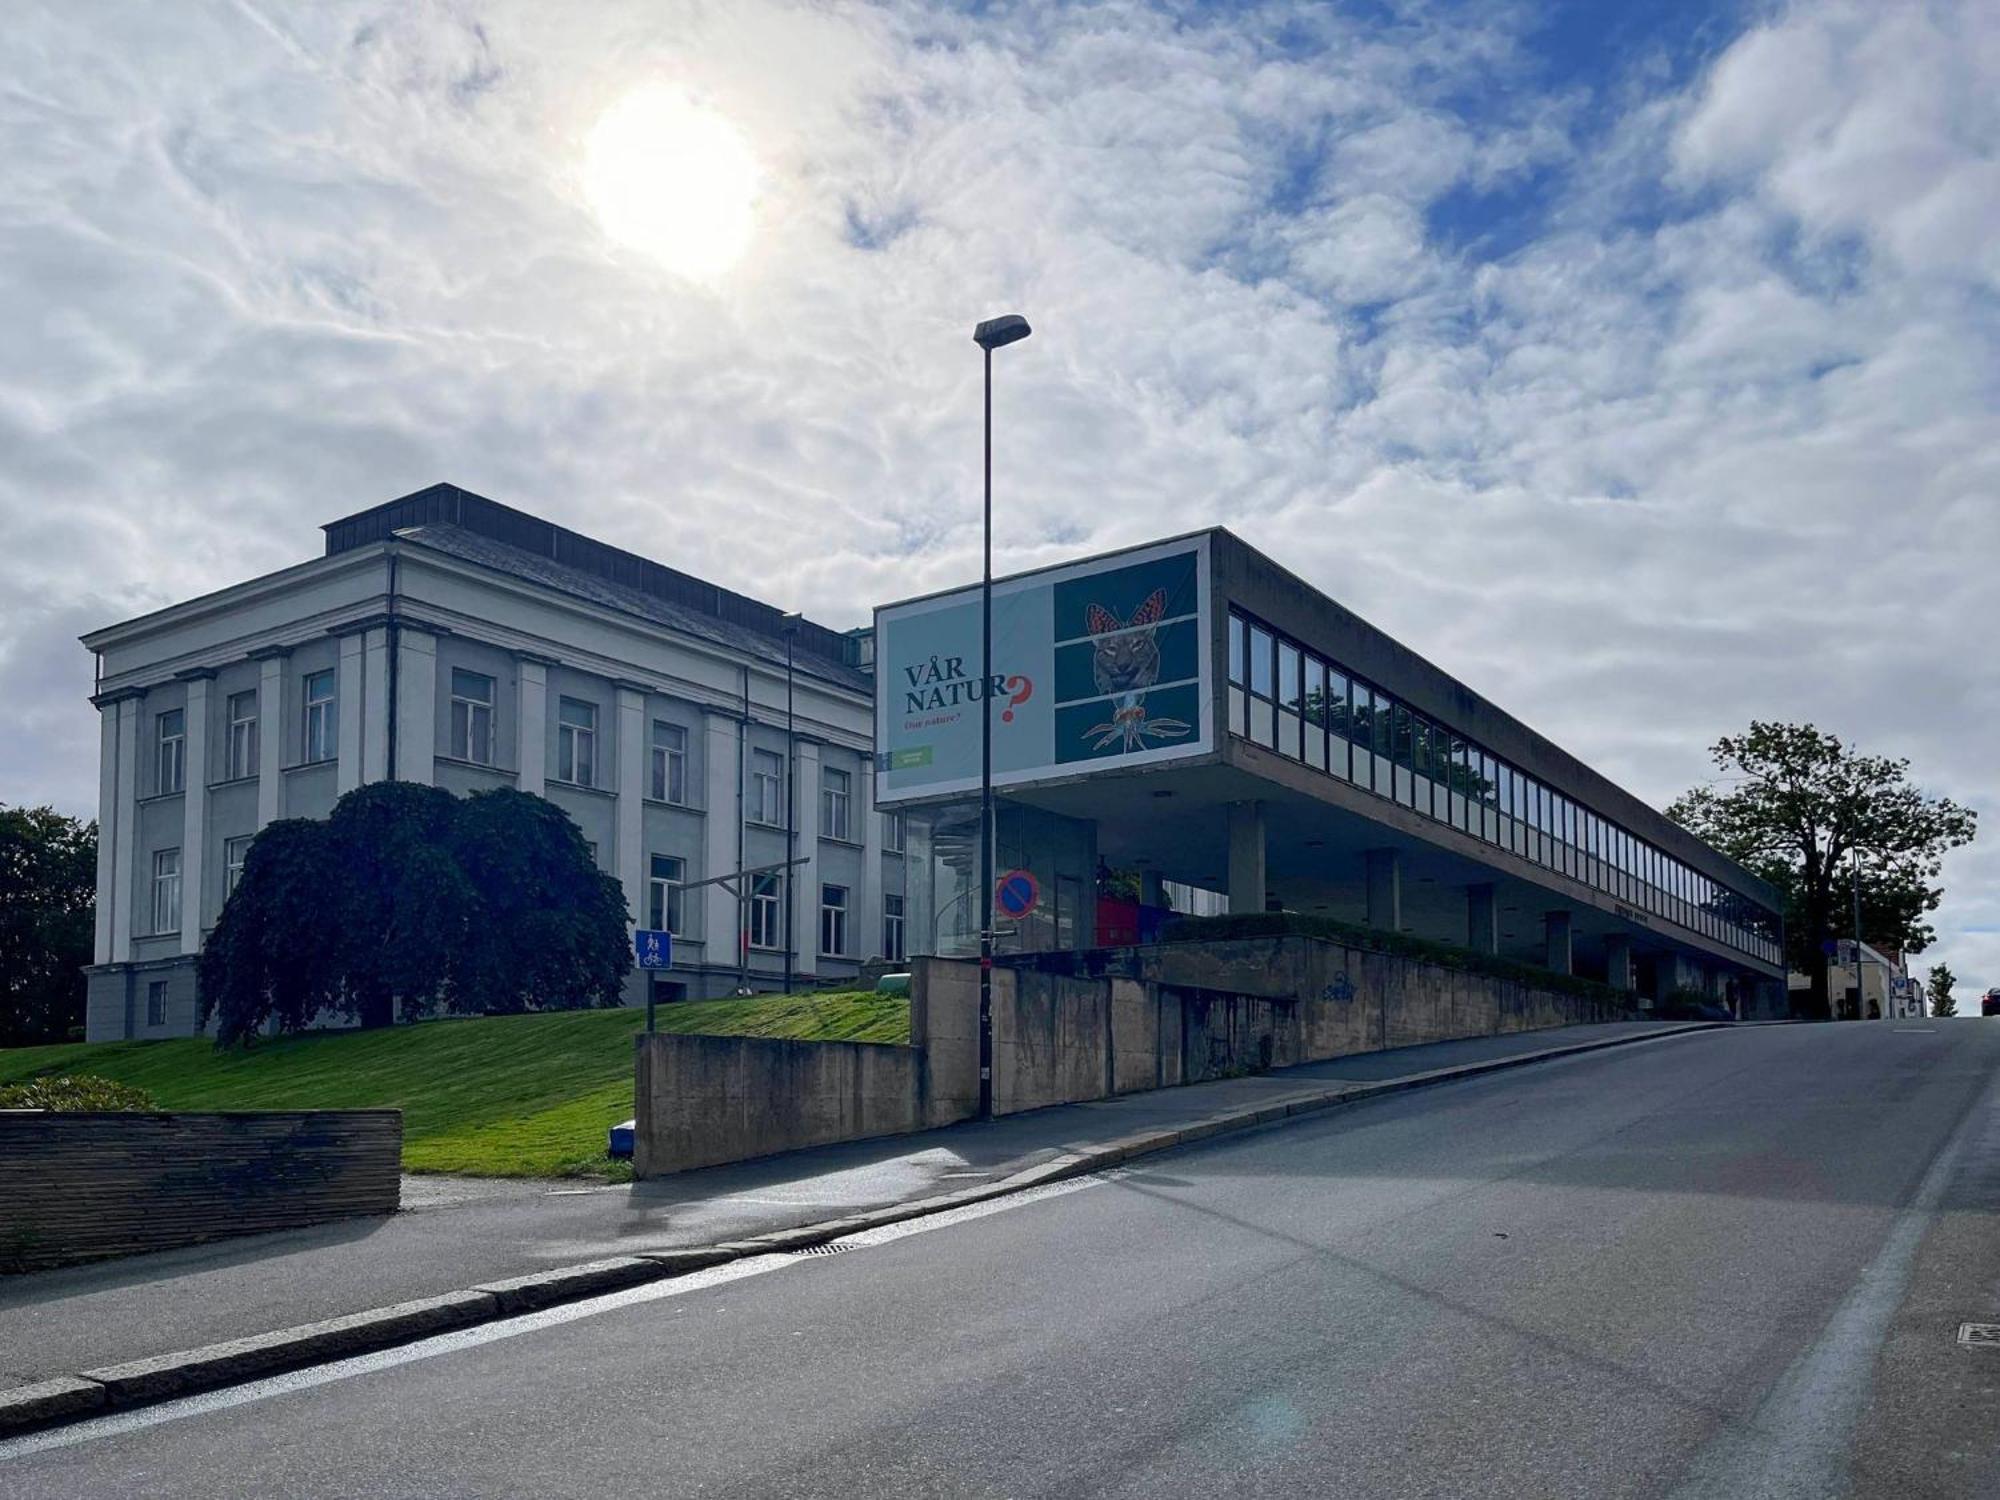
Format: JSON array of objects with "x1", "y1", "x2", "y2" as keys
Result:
[{"x1": 635, "y1": 929, "x2": 673, "y2": 1032}]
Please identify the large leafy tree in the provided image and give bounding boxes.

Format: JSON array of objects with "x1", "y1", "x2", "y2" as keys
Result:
[
  {"x1": 0, "y1": 804, "x2": 97, "y2": 1046},
  {"x1": 1667, "y1": 723, "x2": 1976, "y2": 1020},
  {"x1": 201, "y1": 784, "x2": 629, "y2": 1045}
]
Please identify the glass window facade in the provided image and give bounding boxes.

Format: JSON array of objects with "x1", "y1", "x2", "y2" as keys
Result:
[{"x1": 1225, "y1": 606, "x2": 1781, "y2": 966}]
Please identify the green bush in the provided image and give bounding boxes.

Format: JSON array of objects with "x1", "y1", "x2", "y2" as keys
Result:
[
  {"x1": 0, "y1": 1074, "x2": 160, "y2": 1111},
  {"x1": 1159, "y1": 911, "x2": 1628, "y2": 1004}
]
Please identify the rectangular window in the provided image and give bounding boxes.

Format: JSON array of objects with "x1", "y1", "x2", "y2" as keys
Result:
[
  {"x1": 303, "y1": 670, "x2": 336, "y2": 763},
  {"x1": 1302, "y1": 656, "x2": 1327, "y2": 771},
  {"x1": 1391, "y1": 704, "x2": 1413, "y2": 807},
  {"x1": 224, "y1": 834, "x2": 252, "y2": 896},
  {"x1": 650, "y1": 720, "x2": 687, "y2": 803},
  {"x1": 1348, "y1": 682, "x2": 1373, "y2": 791},
  {"x1": 1276, "y1": 639, "x2": 1303, "y2": 760},
  {"x1": 749, "y1": 872, "x2": 782, "y2": 949},
  {"x1": 226, "y1": 690, "x2": 258, "y2": 781},
  {"x1": 156, "y1": 709, "x2": 185, "y2": 795},
  {"x1": 882, "y1": 893, "x2": 906, "y2": 962},
  {"x1": 883, "y1": 811, "x2": 905, "y2": 854},
  {"x1": 557, "y1": 698, "x2": 598, "y2": 787},
  {"x1": 1228, "y1": 613, "x2": 1246, "y2": 685},
  {"x1": 647, "y1": 854, "x2": 685, "y2": 935},
  {"x1": 151, "y1": 847, "x2": 182, "y2": 935},
  {"x1": 820, "y1": 883, "x2": 848, "y2": 956},
  {"x1": 450, "y1": 669, "x2": 495, "y2": 765},
  {"x1": 1372, "y1": 694, "x2": 1397, "y2": 794},
  {"x1": 821, "y1": 766, "x2": 852, "y2": 841},
  {"x1": 1248, "y1": 625, "x2": 1273, "y2": 697},
  {"x1": 751, "y1": 749, "x2": 785, "y2": 826},
  {"x1": 145, "y1": 980, "x2": 167, "y2": 1029}
]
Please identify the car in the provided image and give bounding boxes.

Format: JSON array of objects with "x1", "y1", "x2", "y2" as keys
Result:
[{"x1": 1983, "y1": 988, "x2": 2000, "y2": 1018}]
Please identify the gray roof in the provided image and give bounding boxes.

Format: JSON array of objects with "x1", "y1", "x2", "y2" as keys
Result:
[{"x1": 395, "y1": 523, "x2": 874, "y2": 696}]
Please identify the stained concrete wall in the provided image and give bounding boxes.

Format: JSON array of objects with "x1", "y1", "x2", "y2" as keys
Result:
[
  {"x1": 0, "y1": 1110, "x2": 401, "y2": 1273},
  {"x1": 633, "y1": 1032, "x2": 921, "y2": 1176},
  {"x1": 633, "y1": 936, "x2": 1633, "y2": 1177}
]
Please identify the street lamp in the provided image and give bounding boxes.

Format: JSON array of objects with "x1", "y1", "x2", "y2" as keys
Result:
[
  {"x1": 973, "y1": 312, "x2": 1031, "y2": 1120},
  {"x1": 782, "y1": 611, "x2": 802, "y2": 996}
]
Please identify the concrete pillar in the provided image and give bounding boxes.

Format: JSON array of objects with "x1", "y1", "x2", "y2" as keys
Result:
[
  {"x1": 615, "y1": 684, "x2": 647, "y2": 938},
  {"x1": 179, "y1": 671, "x2": 212, "y2": 955},
  {"x1": 1605, "y1": 935, "x2": 1634, "y2": 991},
  {"x1": 1365, "y1": 847, "x2": 1401, "y2": 931},
  {"x1": 1466, "y1": 882, "x2": 1497, "y2": 955},
  {"x1": 1544, "y1": 910, "x2": 1573, "y2": 976},
  {"x1": 110, "y1": 696, "x2": 139, "y2": 963},
  {"x1": 92, "y1": 696, "x2": 121, "y2": 965},
  {"x1": 701, "y1": 709, "x2": 742, "y2": 977},
  {"x1": 1140, "y1": 869, "x2": 1166, "y2": 907},
  {"x1": 360, "y1": 625, "x2": 391, "y2": 785},
  {"x1": 393, "y1": 627, "x2": 438, "y2": 784},
  {"x1": 516, "y1": 656, "x2": 549, "y2": 796},
  {"x1": 254, "y1": 650, "x2": 285, "y2": 828},
  {"x1": 336, "y1": 632, "x2": 365, "y2": 794},
  {"x1": 1226, "y1": 801, "x2": 1266, "y2": 916},
  {"x1": 789, "y1": 739, "x2": 821, "y2": 979}
]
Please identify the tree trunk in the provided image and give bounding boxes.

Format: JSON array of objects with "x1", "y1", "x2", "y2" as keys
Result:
[
  {"x1": 355, "y1": 981, "x2": 395, "y2": 1030},
  {"x1": 1801, "y1": 894, "x2": 1833, "y2": 1021}
]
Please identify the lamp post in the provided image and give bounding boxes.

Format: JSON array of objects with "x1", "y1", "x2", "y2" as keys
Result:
[
  {"x1": 782, "y1": 611, "x2": 802, "y2": 996},
  {"x1": 972, "y1": 313, "x2": 1031, "y2": 1120}
]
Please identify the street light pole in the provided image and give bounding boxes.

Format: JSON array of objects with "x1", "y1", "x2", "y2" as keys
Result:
[
  {"x1": 782, "y1": 613, "x2": 800, "y2": 996},
  {"x1": 972, "y1": 313, "x2": 1031, "y2": 1121}
]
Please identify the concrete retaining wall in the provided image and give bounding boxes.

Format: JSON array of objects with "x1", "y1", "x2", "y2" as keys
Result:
[
  {"x1": 632, "y1": 935, "x2": 1634, "y2": 1177},
  {"x1": 633, "y1": 1033, "x2": 921, "y2": 1177},
  {"x1": 0, "y1": 1111, "x2": 402, "y2": 1273}
]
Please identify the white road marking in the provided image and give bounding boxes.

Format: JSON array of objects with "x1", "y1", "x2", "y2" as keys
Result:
[{"x1": 0, "y1": 1172, "x2": 1109, "y2": 1462}]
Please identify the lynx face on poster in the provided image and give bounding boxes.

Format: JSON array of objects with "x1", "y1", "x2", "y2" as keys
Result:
[{"x1": 874, "y1": 536, "x2": 1212, "y2": 805}]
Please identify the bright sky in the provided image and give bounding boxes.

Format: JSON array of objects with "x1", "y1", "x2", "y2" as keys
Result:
[{"x1": 2, "y1": 0, "x2": 1994, "y2": 998}]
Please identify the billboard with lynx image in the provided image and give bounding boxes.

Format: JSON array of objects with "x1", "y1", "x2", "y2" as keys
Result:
[{"x1": 874, "y1": 535, "x2": 1213, "y2": 805}]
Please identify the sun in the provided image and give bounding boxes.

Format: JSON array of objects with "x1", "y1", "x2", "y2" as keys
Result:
[{"x1": 582, "y1": 87, "x2": 760, "y2": 278}]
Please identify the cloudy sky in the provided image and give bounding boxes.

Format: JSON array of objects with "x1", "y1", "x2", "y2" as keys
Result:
[{"x1": 3, "y1": 0, "x2": 1994, "y2": 996}]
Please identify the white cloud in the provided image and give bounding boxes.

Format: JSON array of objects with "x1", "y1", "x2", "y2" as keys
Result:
[{"x1": 0, "y1": 0, "x2": 1994, "y2": 996}]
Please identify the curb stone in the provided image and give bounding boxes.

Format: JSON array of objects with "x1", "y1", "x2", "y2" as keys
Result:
[{"x1": 0, "y1": 1022, "x2": 1720, "y2": 1439}]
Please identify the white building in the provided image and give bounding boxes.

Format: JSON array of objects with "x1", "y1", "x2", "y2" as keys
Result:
[
  {"x1": 81, "y1": 483, "x2": 904, "y2": 1041},
  {"x1": 1788, "y1": 940, "x2": 1923, "y2": 1020}
]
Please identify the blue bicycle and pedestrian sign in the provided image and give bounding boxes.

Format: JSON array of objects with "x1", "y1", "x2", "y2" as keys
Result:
[{"x1": 634, "y1": 929, "x2": 674, "y2": 970}]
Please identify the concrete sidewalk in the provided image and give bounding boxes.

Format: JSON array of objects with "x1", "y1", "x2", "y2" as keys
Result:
[{"x1": 0, "y1": 1020, "x2": 1717, "y2": 1418}]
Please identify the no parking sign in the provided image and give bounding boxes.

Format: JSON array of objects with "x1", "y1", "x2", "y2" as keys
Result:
[{"x1": 995, "y1": 869, "x2": 1040, "y2": 921}]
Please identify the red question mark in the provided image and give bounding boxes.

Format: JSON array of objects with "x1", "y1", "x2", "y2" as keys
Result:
[{"x1": 1001, "y1": 675, "x2": 1033, "y2": 723}]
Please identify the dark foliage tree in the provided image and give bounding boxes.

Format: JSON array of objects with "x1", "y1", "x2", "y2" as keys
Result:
[
  {"x1": 1667, "y1": 723, "x2": 1976, "y2": 1020},
  {"x1": 198, "y1": 819, "x2": 349, "y2": 1046},
  {"x1": 0, "y1": 804, "x2": 97, "y2": 1046},
  {"x1": 1927, "y1": 963, "x2": 1958, "y2": 1019},
  {"x1": 447, "y1": 788, "x2": 631, "y2": 1015},
  {"x1": 200, "y1": 784, "x2": 627, "y2": 1046}
]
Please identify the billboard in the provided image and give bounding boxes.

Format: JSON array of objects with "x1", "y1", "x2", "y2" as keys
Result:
[{"x1": 875, "y1": 535, "x2": 1212, "y2": 805}]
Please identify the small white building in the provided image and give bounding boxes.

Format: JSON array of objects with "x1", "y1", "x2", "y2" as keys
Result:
[
  {"x1": 81, "y1": 483, "x2": 904, "y2": 1041},
  {"x1": 1788, "y1": 941, "x2": 1923, "y2": 1020}
]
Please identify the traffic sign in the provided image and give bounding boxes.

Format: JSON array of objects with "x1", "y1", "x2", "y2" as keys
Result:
[
  {"x1": 995, "y1": 869, "x2": 1040, "y2": 921},
  {"x1": 634, "y1": 929, "x2": 674, "y2": 970}
]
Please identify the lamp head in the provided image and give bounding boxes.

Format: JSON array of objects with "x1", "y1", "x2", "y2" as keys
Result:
[{"x1": 973, "y1": 314, "x2": 1032, "y2": 351}]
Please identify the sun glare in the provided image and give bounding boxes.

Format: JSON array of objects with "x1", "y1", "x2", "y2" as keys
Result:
[{"x1": 582, "y1": 87, "x2": 759, "y2": 278}]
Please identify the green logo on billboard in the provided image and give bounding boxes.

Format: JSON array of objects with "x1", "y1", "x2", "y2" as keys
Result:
[{"x1": 891, "y1": 746, "x2": 933, "y2": 770}]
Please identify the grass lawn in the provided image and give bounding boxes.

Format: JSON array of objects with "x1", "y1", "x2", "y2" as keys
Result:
[{"x1": 0, "y1": 991, "x2": 909, "y2": 1179}]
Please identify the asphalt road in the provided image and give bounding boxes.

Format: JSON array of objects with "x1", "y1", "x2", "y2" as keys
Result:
[{"x1": 8, "y1": 1022, "x2": 2000, "y2": 1498}]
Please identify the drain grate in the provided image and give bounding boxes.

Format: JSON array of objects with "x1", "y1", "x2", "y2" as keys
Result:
[
  {"x1": 793, "y1": 1242, "x2": 854, "y2": 1257},
  {"x1": 1956, "y1": 1323, "x2": 2000, "y2": 1348}
]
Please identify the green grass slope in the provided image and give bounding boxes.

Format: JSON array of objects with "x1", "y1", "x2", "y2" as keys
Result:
[{"x1": 0, "y1": 992, "x2": 909, "y2": 1178}]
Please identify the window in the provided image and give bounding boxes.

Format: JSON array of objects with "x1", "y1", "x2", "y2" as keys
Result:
[
  {"x1": 225, "y1": 835, "x2": 252, "y2": 896},
  {"x1": 820, "y1": 883, "x2": 848, "y2": 955},
  {"x1": 557, "y1": 698, "x2": 597, "y2": 787},
  {"x1": 650, "y1": 720, "x2": 687, "y2": 804},
  {"x1": 226, "y1": 690, "x2": 258, "y2": 780},
  {"x1": 1276, "y1": 642, "x2": 1303, "y2": 759},
  {"x1": 821, "y1": 766, "x2": 852, "y2": 840},
  {"x1": 156, "y1": 709, "x2": 185, "y2": 794},
  {"x1": 749, "y1": 872, "x2": 782, "y2": 949},
  {"x1": 883, "y1": 811, "x2": 905, "y2": 853},
  {"x1": 146, "y1": 980, "x2": 168, "y2": 1029},
  {"x1": 303, "y1": 670, "x2": 336, "y2": 763},
  {"x1": 450, "y1": 669, "x2": 495, "y2": 765},
  {"x1": 751, "y1": 749, "x2": 784, "y2": 826},
  {"x1": 647, "y1": 854, "x2": 684, "y2": 934},
  {"x1": 151, "y1": 848, "x2": 182, "y2": 934},
  {"x1": 883, "y1": 893, "x2": 906, "y2": 962},
  {"x1": 1349, "y1": 682, "x2": 1374, "y2": 791}
]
